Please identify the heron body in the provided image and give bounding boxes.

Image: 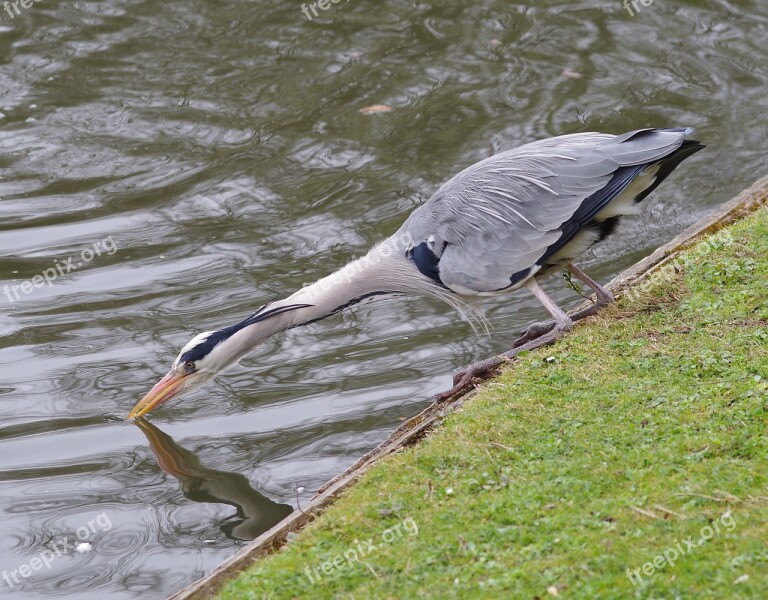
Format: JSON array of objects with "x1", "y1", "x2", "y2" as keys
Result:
[{"x1": 129, "y1": 127, "x2": 704, "y2": 418}]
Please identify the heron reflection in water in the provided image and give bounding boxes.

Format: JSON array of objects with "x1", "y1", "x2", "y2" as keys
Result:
[{"x1": 135, "y1": 419, "x2": 293, "y2": 541}]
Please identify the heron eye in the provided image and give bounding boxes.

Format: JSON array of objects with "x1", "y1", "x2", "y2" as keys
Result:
[{"x1": 183, "y1": 361, "x2": 196, "y2": 372}]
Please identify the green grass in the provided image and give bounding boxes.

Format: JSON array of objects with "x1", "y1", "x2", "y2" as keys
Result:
[{"x1": 219, "y1": 207, "x2": 768, "y2": 599}]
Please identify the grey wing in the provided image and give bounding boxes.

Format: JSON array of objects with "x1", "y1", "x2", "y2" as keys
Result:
[{"x1": 398, "y1": 128, "x2": 691, "y2": 294}]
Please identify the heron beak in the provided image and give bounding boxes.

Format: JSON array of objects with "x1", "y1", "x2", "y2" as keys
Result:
[{"x1": 128, "y1": 371, "x2": 186, "y2": 419}]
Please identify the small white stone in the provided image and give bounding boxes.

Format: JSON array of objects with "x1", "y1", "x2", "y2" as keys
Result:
[
  {"x1": 75, "y1": 542, "x2": 92, "y2": 553},
  {"x1": 546, "y1": 356, "x2": 556, "y2": 363},
  {"x1": 445, "y1": 487, "x2": 454, "y2": 495}
]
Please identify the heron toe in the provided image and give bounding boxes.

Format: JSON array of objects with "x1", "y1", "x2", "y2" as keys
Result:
[{"x1": 513, "y1": 320, "x2": 557, "y2": 347}]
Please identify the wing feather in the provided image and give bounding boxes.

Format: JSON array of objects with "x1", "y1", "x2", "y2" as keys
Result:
[{"x1": 397, "y1": 128, "x2": 692, "y2": 294}]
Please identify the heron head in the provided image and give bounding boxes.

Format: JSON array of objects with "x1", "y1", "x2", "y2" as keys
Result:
[
  {"x1": 127, "y1": 302, "x2": 313, "y2": 420},
  {"x1": 127, "y1": 328, "x2": 240, "y2": 419}
]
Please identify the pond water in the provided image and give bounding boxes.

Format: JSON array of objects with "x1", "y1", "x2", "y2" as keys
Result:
[{"x1": 0, "y1": 0, "x2": 765, "y2": 597}]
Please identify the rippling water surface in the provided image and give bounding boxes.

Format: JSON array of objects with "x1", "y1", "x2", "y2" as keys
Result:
[{"x1": 1, "y1": 0, "x2": 766, "y2": 597}]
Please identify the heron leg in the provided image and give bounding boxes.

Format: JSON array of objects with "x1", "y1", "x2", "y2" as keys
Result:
[
  {"x1": 512, "y1": 264, "x2": 614, "y2": 347},
  {"x1": 523, "y1": 277, "x2": 573, "y2": 330},
  {"x1": 437, "y1": 279, "x2": 572, "y2": 402},
  {"x1": 567, "y1": 263, "x2": 615, "y2": 305}
]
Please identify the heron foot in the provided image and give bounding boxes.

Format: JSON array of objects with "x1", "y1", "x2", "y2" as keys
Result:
[
  {"x1": 435, "y1": 359, "x2": 503, "y2": 403},
  {"x1": 512, "y1": 320, "x2": 557, "y2": 348},
  {"x1": 436, "y1": 320, "x2": 573, "y2": 402},
  {"x1": 512, "y1": 292, "x2": 617, "y2": 348}
]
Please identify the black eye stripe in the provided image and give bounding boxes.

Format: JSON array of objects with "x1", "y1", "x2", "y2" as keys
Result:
[
  {"x1": 178, "y1": 303, "x2": 313, "y2": 363},
  {"x1": 179, "y1": 330, "x2": 230, "y2": 363}
]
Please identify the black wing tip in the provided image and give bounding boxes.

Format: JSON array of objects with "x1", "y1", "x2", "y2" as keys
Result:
[
  {"x1": 622, "y1": 127, "x2": 703, "y2": 142},
  {"x1": 666, "y1": 127, "x2": 706, "y2": 150},
  {"x1": 674, "y1": 127, "x2": 705, "y2": 150},
  {"x1": 645, "y1": 127, "x2": 706, "y2": 152}
]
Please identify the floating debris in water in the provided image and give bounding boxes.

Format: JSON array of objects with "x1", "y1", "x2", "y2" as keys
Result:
[
  {"x1": 359, "y1": 104, "x2": 392, "y2": 115},
  {"x1": 75, "y1": 542, "x2": 92, "y2": 553}
]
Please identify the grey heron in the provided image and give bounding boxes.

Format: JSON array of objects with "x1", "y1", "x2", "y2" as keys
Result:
[{"x1": 128, "y1": 127, "x2": 703, "y2": 418}]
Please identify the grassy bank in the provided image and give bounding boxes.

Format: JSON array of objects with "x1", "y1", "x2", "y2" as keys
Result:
[{"x1": 220, "y1": 207, "x2": 768, "y2": 599}]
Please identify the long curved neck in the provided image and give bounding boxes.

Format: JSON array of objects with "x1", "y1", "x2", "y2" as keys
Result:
[
  {"x1": 203, "y1": 235, "x2": 484, "y2": 372},
  {"x1": 283, "y1": 245, "x2": 409, "y2": 320},
  {"x1": 221, "y1": 237, "x2": 443, "y2": 357}
]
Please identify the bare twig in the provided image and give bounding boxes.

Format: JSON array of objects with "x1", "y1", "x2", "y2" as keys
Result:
[
  {"x1": 631, "y1": 505, "x2": 660, "y2": 519},
  {"x1": 489, "y1": 442, "x2": 515, "y2": 452},
  {"x1": 653, "y1": 504, "x2": 687, "y2": 518},
  {"x1": 361, "y1": 561, "x2": 380, "y2": 579},
  {"x1": 295, "y1": 486, "x2": 309, "y2": 516}
]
